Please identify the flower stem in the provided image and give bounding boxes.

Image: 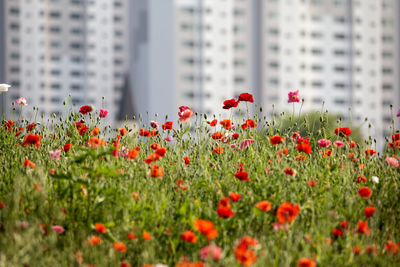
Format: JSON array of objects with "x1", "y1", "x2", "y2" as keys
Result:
[{"x1": 1, "y1": 92, "x2": 4, "y2": 121}]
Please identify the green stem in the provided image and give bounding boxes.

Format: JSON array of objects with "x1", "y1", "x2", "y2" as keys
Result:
[{"x1": 1, "y1": 92, "x2": 4, "y2": 121}]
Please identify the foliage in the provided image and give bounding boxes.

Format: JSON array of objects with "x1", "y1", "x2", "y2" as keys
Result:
[{"x1": 0, "y1": 100, "x2": 399, "y2": 267}]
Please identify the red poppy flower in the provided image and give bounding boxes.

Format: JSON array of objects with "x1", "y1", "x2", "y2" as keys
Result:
[
  {"x1": 26, "y1": 123, "x2": 37, "y2": 132},
  {"x1": 121, "y1": 262, "x2": 131, "y2": 267},
  {"x1": 334, "y1": 127, "x2": 352, "y2": 137},
  {"x1": 3, "y1": 120, "x2": 14, "y2": 130},
  {"x1": 79, "y1": 105, "x2": 93, "y2": 115},
  {"x1": 150, "y1": 164, "x2": 164, "y2": 178},
  {"x1": 87, "y1": 235, "x2": 101, "y2": 246},
  {"x1": 331, "y1": 228, "x2": 343, "y2": 237},
  {"x1": 24, "y1": 158, "x2": 36, "y2": 169},
  {"x1": 64, "y1": 143, "x2": 72, "y2": 152},
  {"x1": 340, "y1": 221, "x2": 349, "y2": 229},
  {"x1": 354, "y1": 175, "x2": 365, "y2": 184},
  {"x1": 223, "y1": 99, "x2": 238, "y2": 109},
  {"x1": 229, "y1": 192, "x2": 241, "y2": 202},
  {"x1": 127, "y1": 232, "x2": 135, "y2": 240},
  {"x1": 232, "y1": 133, "x2": 239, "y2": 139},
  {"x1": 220, "y1": 119, "x2": 233, "y2": 130},
  {"x1": 243, "y1": 119, "x2": 257, "y2": 129},
  {"x1": 95, "y1": 223, "x2": 107, "y2": 234},
  {"x1": 297, "y1": 257, "x2": 316, "y2": 267},
  {"x1": 385, "y1": 240, "x2": 399, "y2": 256},
  {"x1": 353, "y1": 246, "x2": 361, "y2": 255},
  {"x1": 358, "y1": 187, "x2": 372, "y2": 198},
  {"x1": 209, "y1": 119, "x2": 217, "y2": 127},
  {"x1": 211, "y1": 131, "x2": 223, "y2": 140},
  {"x1": 194, "y1": 219, "x2": 218, "y2": 240},
  {"x1": 234, "y1": 236, "x2": 259, "y2": 266},
  {"x1": 238, "y1": 93, "x2": 254, "y2": 103},
  {"x1": 270, "y1": 135, "x2": 285, "y2": 145},
  {"x1": 255, "y1": 201, "x2": 272, "y2": 212},
  {"x1": 364, "y1": 206, "x2": 376, "y2": 218},
  {"x1": 297, "y1": 138, "x2": 312, "y2": 154},
  {"x1": 276, "y1": 202, "x2": 300, "y2": 223},
  {"x1": 213, "y1": 146, "x2": 224, "y2": 154},
  {"x1": 234, "y1": 247, "x2": 257, "y2": 266},
  {"x1": 217, "y1": 207, "x2": 235, "y2": 218},
  {"x1": 183, "y1": 156, "x2": 190, "y2": 166},
  {"x1": 181, "y1": 230, "x2": 197, "y2": 243},
  {"x1": 162, "y1": 121, "x2": 173, "y2": 130},
  {"x1": 365, "y1": 149, "x2": 376, "y2": 157},
  {"x1": 142, "y1": 232, "x2": 151, "y2": 240},
  {"x1": 284, "y1": 167, "x2": 297, "y2": 177},
  {"x1": 234, "y1": 171, "x2": 251, "y2": 181},
  {"x1": 308, "y1": 180, "x2": 317, "y2": 187},
  {"x1": 22, "y1": 134, "x2": 41, "y2": 148},
  {"x1": 113, "y1": 241, "x2": 127, "y2": 252},
  {"x1": 357, "y1": 220, "x2": 371, "y2": 235},
  {"x1": 155, "y1": 147, "x2": 167, "y2": 157},
  {"x1": 119, "y1": 128, "x2": 127, "y2": 136}
]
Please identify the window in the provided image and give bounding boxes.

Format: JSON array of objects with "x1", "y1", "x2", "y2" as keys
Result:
[
  {"x1": 71, "y1": 84, "x2": 81, "y2": 91},
  {"x1": 51, "y1": 69, "x2": 61, "y2": 76},
  {"x1": 234, "y1": 76, "x2": 245, "y2": 83},
  {"x1": 334, "y1": 99, "x2": 345, "y2": 105},
  {"x1": 70, "y1": 28, "x2": 82, "y2": 35},
  {"x1": 311, "y1": 48, "x2": 323, "y2": 55},
  {"x1": 334, "y1": 66, "x2": 346, "y2": 72},
  {"x1": 334, "y1": 82, "x2": 346, "y2": 89},
  {"x1": 50, "y1": 26, "x2": 61, "y2": 33},
  {"x1": 51, "y1": 83, "x2": 61, "y2": 90},
  {"x1": 334, "y1": 33, "x2": 346, "y2": 39},
  {"x1": 312, "y1": 81, "x2": 323, "y2": 88},
  {"x1": 311, "y1": 65, "x2": 323, "y2": 71},
  {"x1": 382, "y1": 68, "x2": 393, "y2": 74},
  {"x1": 70, "y1": 13, "x2": 82, "y2": 20},
  {"x1": 49, "y1": 11, "x2": 61, "y2": 18},
  {"x1": 333, "y1": 49, "x2": 346, "y2": 56},
  {"x1": 70, "y1": 42, "x2": 82, "y2": 49},
  {"x1": 182, "y1": 57, "x2": 195, "y2": 65},
  {"x1": 70, "y1": 71, "x2": 81, "y2": 77},
  {"x1": 382, "y1": 83, "x2": 393, "y2": 90}
]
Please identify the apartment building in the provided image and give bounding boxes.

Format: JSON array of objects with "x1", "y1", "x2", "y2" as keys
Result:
[{"x1": 1, "y1": 0, "x2": 129, "y2": 124}]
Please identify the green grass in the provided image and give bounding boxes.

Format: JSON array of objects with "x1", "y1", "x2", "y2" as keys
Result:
[{"x1": 0, "y1": 104, "x2": 399, "y2": 267}]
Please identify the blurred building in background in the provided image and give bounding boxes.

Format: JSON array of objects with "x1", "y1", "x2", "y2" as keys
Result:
[
  {"x1": 0, "y1": 0, "x2": 399, "y2": 147},
  {"x1": 0, "y1": 0, "x2": 129, "y2": 123},
  {"x1": 130, "y1": 0, "x2": 400, "y2": 147}
]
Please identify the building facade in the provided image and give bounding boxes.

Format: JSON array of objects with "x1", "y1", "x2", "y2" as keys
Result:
[{"x1": 1, "y1": 0, "x2": 129, "y2": 124}]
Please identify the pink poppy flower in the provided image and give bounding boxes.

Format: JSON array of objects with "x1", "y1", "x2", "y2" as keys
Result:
[
  {"x1": 397, "y1": 107, "x2": 400, "y2": 117},
  {"x1": 288, "y1": 90, "x2": 300, "y2": 103},
  {"x1": 317, "y1": 139, "x2": 331, "y2": 148},
  {"x1": 385, "y1": 157, "x2": 399, "y2": 167},
  {"x1": 200, "y1": 245, "x2": 222, "y2": 260},
  {"x1": 178, "y1": 106, "x2": 194, "y2": 122},
  {"x1": 240, "y1": 139, "x2": 254, "y2": 150},
  {"x1": 99, "y1": 108, "x2": 109, "y2": 118},
  {"x1": 52, "y1": 225, "x2": 65, "y2": 234},
  {"x1": 164, "y1": 136, "x2": 174, "y2": 142},
  {"x1": 49, "y1": 149, "x2": 61, "y2": 161},
  {"x1": 333, "y1": 140, "x2": 345, "y2": 147},
  {"x1": 16, "y1": 97, "x2": 28, "y2": 106},
  {"x1": 150, "y1": 120, "x2": 160, "y2": 129}
]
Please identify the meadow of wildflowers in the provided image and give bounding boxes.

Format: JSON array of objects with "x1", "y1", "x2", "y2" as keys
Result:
[{"x1": 0, "y1": 91, "x2": 400, "y2": 267}]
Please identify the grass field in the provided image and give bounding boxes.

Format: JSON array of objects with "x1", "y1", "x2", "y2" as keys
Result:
[{"x1": 0, "y1": 94, "x2": 400, "y2": 267}]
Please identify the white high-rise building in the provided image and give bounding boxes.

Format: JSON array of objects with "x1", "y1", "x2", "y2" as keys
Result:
[
  {"x1": 1, "y1": 0, "x2": 129, "y2": 124},
  {"x1": 130, "y1": 0, "x2": 400, "y2": 145}
]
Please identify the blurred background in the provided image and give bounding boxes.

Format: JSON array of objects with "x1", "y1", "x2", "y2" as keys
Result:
[{"x1": 0, "y1": 0, "x2": 399, "y2": 148}]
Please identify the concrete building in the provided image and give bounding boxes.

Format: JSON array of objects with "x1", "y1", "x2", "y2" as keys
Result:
[
  {"x1": 129, "y1": 0, "x2": 175, "y2": 122},
  {"x1": 1, "y1": 0, "x2": 129, "y2": 124}
]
